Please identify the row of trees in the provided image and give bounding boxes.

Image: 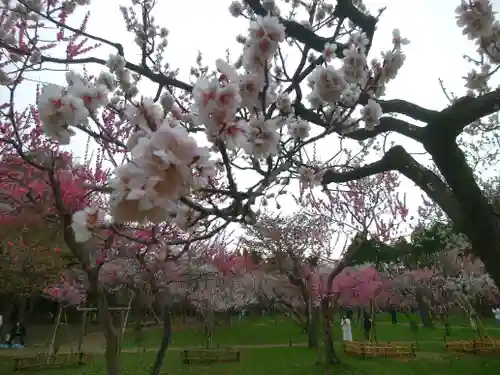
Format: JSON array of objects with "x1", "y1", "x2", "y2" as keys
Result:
[{"x1": 1, "y1": 0, "x2": 500, "y2": 374}]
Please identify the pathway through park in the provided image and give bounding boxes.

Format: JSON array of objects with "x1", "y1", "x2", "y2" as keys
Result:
[
  {"x1": 0, "y1": 322, "x2": 497, "y2": 357},
  {"x1": 0, "y1": 339, "x2": 449, "y2": 356}
]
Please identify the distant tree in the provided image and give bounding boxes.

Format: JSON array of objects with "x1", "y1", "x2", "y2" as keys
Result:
[{"x1": 243, "y1": 211, "x2": 331, "y2": 348}]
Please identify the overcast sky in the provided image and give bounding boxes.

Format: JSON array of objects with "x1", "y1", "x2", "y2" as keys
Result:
[{"x1": 4, "y1": 0, "x2": 492, "y2": 248}]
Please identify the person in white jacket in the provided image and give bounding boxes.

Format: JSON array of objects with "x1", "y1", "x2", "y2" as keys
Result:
[
  {"x1": 493, "y1": 306, "x2": 500, "y2": 326},
  {"x1": 341, "y1": 316, "x2": 353, "y2": 342}
]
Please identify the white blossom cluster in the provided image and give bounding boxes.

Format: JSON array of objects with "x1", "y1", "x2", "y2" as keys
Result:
[
  {"x1": 456, "y1": 0, "x2": 500, "y2": 94},
  {"x1": 191, "y1": 14, "x2": 286, "y2": 157},
  {"x1": 39, "y1": 71, "x2": 109, "y2": 144},
  {"x1": 308, "y1": 29, "x2": 408, "y2": 131},
  {"x1": 25, "y1": 3, "x2": 414, "y2": 241},
  {"x1": 444, "y1": 273, "x2": 497, "y2": 302},
  {"x1": 71, "y1": 205, "x2": 105, "y2": 242},
  {"x1": 0, "y1": 0, "x2": 41, "y2": 84}
]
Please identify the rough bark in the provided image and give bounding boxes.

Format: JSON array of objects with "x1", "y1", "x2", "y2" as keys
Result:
[
  {"x1": 321, "y1": 135, "x2": 500, "y2": 289},
  {"x1": 98, "y1": 295, "x2": 121, "y2": 375},
  {"x1": 204, "y1": 310, "x2": 214, "y2": 349},
  {"x1": 307, "y1": 306, "x2": 319, "y2": 348},
  {"x1": 415, "y1": 292, "x2": 434, "y2": 328},
  {"x1": 319, "y1": 260, "x2": 350, "y2": 367},
  {"x1": 425, "y1": 138, "x2": 500, "y2": 288},
  {"x1": 132, "y1": 288, "x2": 144, "y2": 346},
  {"x1": 150, "y1": 305, "x2": 172, "y2": 375},
  {"x1": 320, "y1": 298, "x2": 340, "y2": 366},
  {"x1": 57, "y1": 183, "x2": 121, "y2": 375},
  {"x1": 16, "y1": 296, "x2": 27, "y2": 323}
]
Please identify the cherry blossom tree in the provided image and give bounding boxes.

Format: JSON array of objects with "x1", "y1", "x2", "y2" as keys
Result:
[
  {"x1": 42, "y1": 230, "x2": 243, "y2": 375},
  {"x1": 242, "y1": 211, "x2": 332, "y2": 347}
]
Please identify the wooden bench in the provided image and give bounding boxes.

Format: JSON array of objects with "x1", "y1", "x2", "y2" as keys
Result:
[
  {"x1": 474, "y1": 339, "x2": 500, "y2": 354},
  {"x1": 344, "y1": 341, "x2": 416, "y2": 359},
  {"x1": 181, "y1": 348, "x2": 240, "y2": 364},
  {"x1": 446, "y1": 339, "x2": 500, "y2": 355},
  {"x1": 445, "y1": 340, "x2": 476, "y2": 353},
  {"x1": 13, "y1": 353, "x2": 91, "y2": 371}
]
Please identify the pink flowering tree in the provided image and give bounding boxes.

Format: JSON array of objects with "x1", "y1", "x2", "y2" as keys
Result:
[
  {"x1": 0, "y1": 130, "x2": 104, "y2": 323},
  {"x1": 438, "y1": 251, "x2": 499, "y2": 323},
  {"x1": 242, "y1": 211, "x2": 333, "y2": 348}
]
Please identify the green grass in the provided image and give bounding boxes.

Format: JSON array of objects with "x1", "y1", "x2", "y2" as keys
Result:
[
  {"x1": 2, "y1": 347, "x2": 500, "y2": 375},
  {"x1": 1, "y1": 315, "x2": 500, "y2": 375},
  {"x1": 121, "y1": 315, "x2": 500, "y2": 349}
]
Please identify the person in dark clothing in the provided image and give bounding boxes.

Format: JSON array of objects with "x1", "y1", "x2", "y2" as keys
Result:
[
  {"x1": 7, "y1": 321, "x2": 26, "y2": 347},
  {"x1": 363, "y1": 313, "x2": 372, "y2": 341},
  {"x1": 390, "y1": 309, "x2": 398, "y2": 324}
]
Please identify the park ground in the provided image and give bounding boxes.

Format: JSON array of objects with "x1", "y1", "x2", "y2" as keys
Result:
[{"x1": 0, "y1": 313, "x2": 499, "y2": 374}]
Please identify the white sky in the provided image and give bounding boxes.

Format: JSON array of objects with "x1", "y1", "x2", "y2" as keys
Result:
[{"x1": 3, "y1": 0, "x2": 490, "y2": 249}]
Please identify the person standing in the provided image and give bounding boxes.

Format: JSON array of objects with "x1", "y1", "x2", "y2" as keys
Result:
[
  {"x1": 363, "y1": 313, "x2": 372, "y2": 341},
  {"x1": 469, "y1": 312, "x2": 477, "y2": 329},
  {"x1": 492, "y1": 306, "x2": 500, "y2": 326},
  {"x1": 390, "y1": 309, "x2": 398, "y2": 324},
  {"x1": 0, "y1": 314, "x2": 3, "y2": 345},
  {"x1": 341, "y1": 316, "x2": 353, "y2": 342},
  {"x1": 7, "y1": 321, "x2": 26, "y2": 347}
]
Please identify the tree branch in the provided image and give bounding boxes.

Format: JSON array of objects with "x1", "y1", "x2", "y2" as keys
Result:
[
  {"x1": 246, "y1": 1, "x2": 441, "y2": 128},
  {"x1": 346, "y1": 117, "x2": 426, "y2": 142},
  {"x1": 322, "y1": 145, "x2": 463, "y2": 224},
  {"x1": 1, "y1": 43, "x2": 193, "y2": 93},
  {"x1": 427, "y1": 88, "x2": 500, "y2": 139},
  {"x1": 378, "y1": 99, "x2": 439, "y2": 124},
  {"x1": 245, "y1": 0, "x2": 377, "y2": 57},
  {"x1": 294, "y1": 102, "x2": 425, "y2": 141}
]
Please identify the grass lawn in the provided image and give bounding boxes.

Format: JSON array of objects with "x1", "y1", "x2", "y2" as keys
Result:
[
  {"x1": 1, "y1": 347, "x2": 500, "y2": 375},
  {"x1": 121, "y1": 315, "x2": 500, "y2": 350}
]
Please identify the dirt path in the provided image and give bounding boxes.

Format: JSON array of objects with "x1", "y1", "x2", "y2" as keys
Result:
[{"x1": 0, "y1": 340, "x2": 448, "y2": 357}]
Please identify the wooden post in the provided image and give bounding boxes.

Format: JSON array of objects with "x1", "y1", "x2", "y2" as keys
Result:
[
  {"x1": 76, "y1": 305, "x2": 130, "y2": 355},
  {"x1": 122, "y1": 292, "x2": 135, "y2": 336},
  {"x1": 117, "y1": 309, "x2": 125, "y2": 354},
  {"x1": 48, "y1": 306, "x2": 63, "y2": 358},
  {"x1": 77, "y1": 310, "x2": 87, "y2": 354}
]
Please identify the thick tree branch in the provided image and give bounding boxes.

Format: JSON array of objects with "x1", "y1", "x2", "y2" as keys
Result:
[
  {"x1": 378, "y1": 99, "x2": 438, "y2": 124},
  {"x1": 245, "y1": 0, "x2": 377, "y2": 57},
  {"x1": 294, "y1": 102, "x2": 425, "y2": 141},
  {"x1": 322, "y1": 145, "x2": 463, "y2": 224},
  {"x1": 333, "y1": 0, "x2": 377, "y2": 54},
  {"x1": 245, "y1": 1, "x2": 440, "y2": 126},
  {"x1": 347, "y1": 117, "x2": 426, "y2": 141},
  {"x1": 2, "y1": 43, "x2": 194, "y2": 93},
  {"x1": 322, "y1": 147, "x2": 399, "y2": 183},
  {"x1": 428, "y1": 88, "x2": 500, "y2": 139}
]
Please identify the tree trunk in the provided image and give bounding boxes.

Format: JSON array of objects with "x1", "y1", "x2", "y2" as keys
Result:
[
  {"x1": 307, "y1": 306, "x2": 319, "y2": 348},
  {"x1": 320, "y1": 298, "x2": 340, "y2": 366},
  {"x1": 26, "y1": 295, "x2": 37, "y2": 322},
  {"x1": 16, "y1": 296, "x2": 27, "y2": 324},
  {"x1": 426, "y1": 139, "x2": 500, "y2": 288},
  {"x1": 132, "y1": 289, "x2": 144, "y2": 346},
  {"x1": 415, "y1": 292, "x2": 433, "y2": 328},
  {"x1": 150, "y1": 305, "x2": 172, "y2": 375},
  {"x1": 355, "y1": 307, "x2": 362, "y2": 326},
  {"x1": 98, "y1": 295, "x2": 121, "y2": 375},
  {"x1": 463, "y1": 215, "x2": 500, "y2": 288}
]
